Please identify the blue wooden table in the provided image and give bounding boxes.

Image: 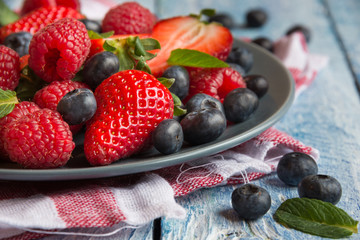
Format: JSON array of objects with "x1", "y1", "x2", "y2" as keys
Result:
[{"x1": 6, "y1": 0, "x2": 360, "y2": 239}]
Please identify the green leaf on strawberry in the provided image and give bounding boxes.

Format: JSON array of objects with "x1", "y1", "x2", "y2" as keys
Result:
[
  {"x1": 0, "y1": 0, "x2": 19, "y2": 26},
  {"x1": 0, "y1": 89, "x2": 18, "y2": 119},
  {"x1": 167, "y1": 49, "x2": 229, "y2": 68},
  {"x1": 16, "y1": 66, "x2": 46, "y2": 101}
]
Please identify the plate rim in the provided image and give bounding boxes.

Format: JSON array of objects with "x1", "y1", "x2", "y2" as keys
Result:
[{"x1": 0, "y1": 39, "x2": 295, "y2": 181}]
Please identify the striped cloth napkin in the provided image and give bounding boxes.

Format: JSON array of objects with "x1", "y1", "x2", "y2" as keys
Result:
[{"x1": 0, "y1": 32, "x2": 327, "y2": 239}]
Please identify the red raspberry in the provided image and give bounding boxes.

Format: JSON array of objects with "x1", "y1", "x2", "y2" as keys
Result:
[
  {"x1": 28, "y1": 17, "x2": 91, "y2": 83},
  {"x1": 0, "y1": 101, "x2": 40, "y2": 158},
  {"x1": 33, "y1": 80, "x2": 89, "y2": 134},
  {"x1": 102, "y1": 2, "x2": 157, "y2": 35},
  {"x1": 20, "y1": 0, "x2": 81, "y2": 16},
  {"x1": 3, "y1": 108, "x2": 75, "y2": 169},
  {"x1": 0, "y1": 45, "x2": 20, "y2": 91},
  {"x1": 0, "y1": 6, "x2": 84, "y2": 42},
  {"x1": 184, "y1": 67, "x2": 246, "y2": 103}
]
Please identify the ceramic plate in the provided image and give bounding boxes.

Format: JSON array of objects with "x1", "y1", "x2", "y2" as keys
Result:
[{"x1": 0, "y1": 39, "x2": 295, "y2": 181}]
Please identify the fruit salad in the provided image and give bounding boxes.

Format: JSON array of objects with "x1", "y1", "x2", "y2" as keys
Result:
[{"x1": 0, "y1": 1, "x2": 267, "y2": 169}]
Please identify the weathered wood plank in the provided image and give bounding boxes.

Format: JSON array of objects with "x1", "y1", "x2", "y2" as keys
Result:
[{"x1": 159, "y1": 0, "x2": 360, "y2": 239}]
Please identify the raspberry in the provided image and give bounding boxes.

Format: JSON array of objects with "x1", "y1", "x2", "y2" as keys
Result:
[
  {"x1": 3, "y1": 108, "x2": 75, "y2": 169},
  {"x1": 0, "y1": 6, "x2": 84, "y2": 42},
  {"x1": 102, "y1": 2, "x2": 157, "y2": 35},
  {"x1": 33, "y1": 80, "x2": 89, "y2": 134},
  {"x1": 28, "y1": 17, "x2": 91, "y2": 83},
  {"x1": 0, "y1": 45, "x2": 20, "y2": 91},
  {"x1": 20, "y1": 0, "x2": 81, "y2": 16},
  {"x1": 0, "y1": 101, "x2": 40, "y2": 158}
]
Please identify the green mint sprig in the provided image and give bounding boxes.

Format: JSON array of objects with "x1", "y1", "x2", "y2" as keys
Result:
[
  {"x1": 0, "y1": 89, "x2": 18, "y2": 119},
  {"x1": 274, "y1": 198, "x2": 359, "y2": 239},
  {"x1": 167, "y1": 49, "x2": 229, "y2": 68},
  {"x1": 0, "y1": 0, "x2": 19, "y2": 26}
]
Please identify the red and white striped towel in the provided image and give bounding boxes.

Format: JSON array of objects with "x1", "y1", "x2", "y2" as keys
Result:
[{"x1": 0, "y1": 32, "x2": 328, "y2": 239}]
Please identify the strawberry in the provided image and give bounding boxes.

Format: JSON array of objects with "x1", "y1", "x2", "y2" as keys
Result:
[
  {"x1": 184, "y1": 67, "x2": 246, "y2": 103},
  {"x1": 102, "y1": 2, "x2": 157, "y2": 35},
  {"x1": 89, "y1": 33, "x2": 151, "y2": 59},
  {"x1": 147, "y1": 15, "x2": 233, "y2": 76},
  {"x1": 0, "y1": 101, "x2": 40, "y2": 159},
  {"x1": 20, "y1": 0, "x2": 81, "y2": 16},
  {"x1": 3, "y1": 108, "x2": 75, "y2": 168},
  {"x1": 84, "y1": 70, "x2": 174, "y2": 166},
  {"x1": 0, "y1": 45, "x2": 20, "y2": 91},
  {"x1": 0, "y1": 6, "x2": 84, "y2": 42},
  {"x1": 28, "y1": 17, "x2": 91, "y2": 83}
]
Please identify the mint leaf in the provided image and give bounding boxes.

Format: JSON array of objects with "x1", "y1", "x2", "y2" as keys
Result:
[
  {"x1": 87, "y1": 30, "x2": 114, "y2": 40},
  {"x1": 0, "y1": 0, "x2": 19, "y2": 26},
  {"x1": 167, "y1": 49, "x2": 229, "y2": 68},
  {"x1": 274, "y1": 198, "x2": 359, "y2": 239},
  {"x1": 0, "y1": 89, "x2": 18, "y2": 119}
]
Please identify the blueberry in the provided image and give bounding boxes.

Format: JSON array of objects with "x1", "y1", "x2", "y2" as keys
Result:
[
  {"x1": 252, "y1": 37, "x2": 274, "y2": 52},
  {"x1": 162, "y1": 65, "x2": 190, "y2": 100},
  {"x1": 223, "y1": 88, "x2": 259, "y2": 123},
  {"x1": 277, "y1": 152, "x2": 318, "y2": 186},
  {"x1": 57, "y1": 88, "x2": 97, "y2": 125},
  {"x1": 208, "y1": 13, "x2": 235, "y2": 29},
  {"x1": 246, "y1": 9, "x2": 268, "y2": 28},
  {"x1": 185, "y1": 93, "x2": 225, "y2": 116},
  {"x1": 244, "y1": 75, "x2": 269, "y2": 98},
  {"x1": 82, "y1": 51, "x2": 120, "y2": 90},
  {"x1": 152, "y1": 119, "x2": 183, "y2": 154},
  {"x1": 227, "y1": 63, "x2": 246, "y2": 76},
  {"x1": 298, "y1": 175, "x2": 342, "y2": 205},
  {"x1": 180, "y1": 108, "x2": 226, "y2": 145},
  {"x1": 79, "y1": 19, "x2": 102, "y2": 33},
  {"x1": 231, "y1": 184, "x2": 271, "y2": 220},
  {"x1": 3, "y1": 32, "x2": 33, "y2": 57},
  {"x1": 286, "y1": 24, "x2": 311, "y2": 43},
  {"x1": 226, "y1": 47, "x2": 253, "y2": 73}
]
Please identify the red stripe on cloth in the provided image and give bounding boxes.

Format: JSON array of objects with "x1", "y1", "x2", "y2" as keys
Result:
[
  {"x1": 226, "y1": 172, "x2": 267, "y2": 185},
  {"x1": 49, "y1": 187, "x2": 126, "y2": 228},
  {"x1": 3, "y1": 232, "x2": 48, "y2": 240}
]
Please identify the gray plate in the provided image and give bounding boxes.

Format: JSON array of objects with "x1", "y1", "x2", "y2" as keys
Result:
[{"x1": 0, "y1": 39, "x2": 295, "y2": 181}]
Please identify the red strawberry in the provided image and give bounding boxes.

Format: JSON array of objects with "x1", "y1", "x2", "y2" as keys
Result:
[
  {"x1": 0, "y1": 6, "x2": 84, "y2": 42},
  {"x1": 0, "y1": 101, "x2": 40, "y2": 158},
  {"x1": 19, "y1": 54, "x2": 30, "y2": 70},
  {"x1": 0, "y1": 45, "x2": 20, "y2": 90},
  {"x1": 28, "y1": 17, "x2": 91, "y2": 83},
  {"x1": 84, "y1": 70, "x2": 174, "y2": 166},
  {"x1": 148, "y1": 16, "x2": 233, "y2": 76},
  {"x1": 33, "y1": 80, "x2": 89, "y2": 134},
  {"x1": 184, "y1": 67, "x2": 246, "y2": 103},
  {"x1": 3, "y1": 108, "x2": 74, "y2": 168},
  {"x1": 102, "y1": 2, "x2": 157, "y2": 35},
  {"x1": 89, "y1": 33, "x2": 151, "y2": 58},
  {"x1": 20, "y1": 0, "x2": 81, "y2": 16}
]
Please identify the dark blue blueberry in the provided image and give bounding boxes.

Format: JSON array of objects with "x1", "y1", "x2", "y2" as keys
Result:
[
  {"x1": 231, "y1": 184, "x2": 271, "y2": 220},
  {"x1": 277, "y1": 152, "x2": 318, "y2": 186},
  {"x1": 226, "y1": 47, "x2": 253, "y2": 73},
  {"x1": 246, "y1": 9, "x2": 268, "y2": 28},
  {"x1": 57, "y1": 88, "x2": 97, "y2": 125},
  {"x1": 286, "y1": 24, "x2": 311, "y2": 43},
  {"x1": 252, "y1": 37, "x2": 274, "y2": 52},
  {"x1": 180, "y1": 108, "x2": 226, "y2": 145},
  {"x1": 162, "y1": 65, "x2": 190, "y2": 100},
  {"x1": 244, "y1": 75, "x2": 269, "y2": 98},
  {"x1": 79, "y1": 19, "x2": 102, "y2": 33},
  {"x1": 208, "y1": 13, "x2": 235, "y2": 29},
  {"x1": 227, "y1": 63, "x2": 246, "y2": 76},
  {"x1": 223, "y1": 88, "x2": 259, "y2": 123},
  {"x1": 185, "y1": 93, "x2": 225, "y2": 116},
  {"x1": 3, "y1": 31, "x2": 33, "y2": 57},
  {"x1": 298, "y1": 174, "x2": 342, "y2": 205},
  {"x1": 82, "y1": 51, "x2": 119, "y2": 90},
  {"x1": 152, "y1": 119, "x2": 183, "y2": 154}
]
